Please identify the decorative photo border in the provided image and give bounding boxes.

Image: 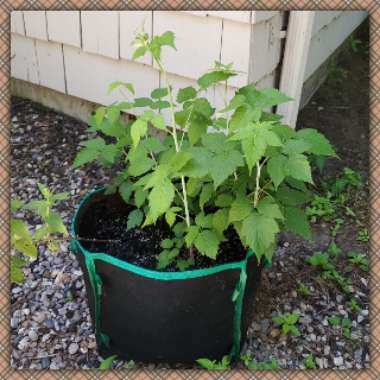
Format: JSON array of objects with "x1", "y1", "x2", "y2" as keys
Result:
[{"x1": 2, "y1": 2, "x2": 379, "y2": 379}]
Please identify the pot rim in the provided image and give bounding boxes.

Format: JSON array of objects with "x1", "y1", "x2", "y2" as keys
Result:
[{"x1": 71, "y1": 187, "x2": 256, "y2": 281}]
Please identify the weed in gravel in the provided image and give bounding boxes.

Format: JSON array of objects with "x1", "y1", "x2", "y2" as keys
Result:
[
  {"x1": 297, "y1": 282, "x2": 311, "y2": 297},
  {"x1": 304, "y1": 353, "x2": 317, "y2": 369},
  {"x1": 241, "y1": 354, "x2": 279, "y2": 370},
  {"x1": 348, "y1": 251, "x2": 369, "y2": 272},
  {"x1": 347, "y1": 298, "x2": 362, "y2": 314},
  {"x1": 328, "y1": 315, "x2": 353, "y2": 339},
  {"x1": 196, "y1": 356, "x2": 230, "y2": 370},
  {"x1": 272, "y1": 312, "x2": 300, "y2": 337},
  {"x1": 357, "y1": 228, "x2": 369, "y2": 242}
]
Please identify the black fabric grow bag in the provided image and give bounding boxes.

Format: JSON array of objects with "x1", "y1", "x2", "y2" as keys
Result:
[{"x1": 70, "y1": 189, "x2": 263, "y2": 364}]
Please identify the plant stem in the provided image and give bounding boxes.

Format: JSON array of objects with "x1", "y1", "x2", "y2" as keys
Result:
[
  {"x1": 253, "y1": 161, "x2": 261, "y2": 208},
  {"x1": 157, "y1": 60, "x2": 191, "y2": 228}
]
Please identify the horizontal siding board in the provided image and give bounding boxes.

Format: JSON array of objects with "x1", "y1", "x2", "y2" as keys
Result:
[
  {"x1": 11, "y1": 34, "x2": 39, "y2": 84},
  {"x1": 81, "y1": 11, "x2": 119, "y2": 59},
  {"x1": 305, "y1": 11, "x2": 368, "y2": 80},
  {"x1": 23, "y1": 11, "x2": 48, "y2": 41},
  {"x1": 153, "y1": 11, "x2": 222, "y2": 80},
  {"x1": 248, "y1": 12, "x2": 282, "y2": 83},
  {"x1": 46, "y1": 11, "x2": 81, "y2": 47},
  {"x1": 35, "y1": 39, "x2": 65, "y2": 93},
  {"x1": 220, "y1": 20, "x2": 250, "y2": 87},
  {"x1": 63, "y1": 45, "x2": 159, "y2": 115},
  {"x1": 184, "y1": 11, "x2": 251, "y2": 23},
  {"x1": 11, "y1": 11, "x2": 25, "y2": 36},
  {"x1": 120, "y1": 11, "x2": 152, "y2": 65}
]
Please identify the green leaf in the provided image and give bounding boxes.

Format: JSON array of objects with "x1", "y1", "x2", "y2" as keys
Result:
[
  {"x1": 46, "y1": 211, "x2": 68, "y2": 235},
  {"x1": 99, "y1": 355, "x2": 117, "y2": 370},
  {"x1": 108, "y1": 81, "x2": 134, "y2": 94},
  {"x1": 151, "y1": 100, "x2": 171, "y2": 110},
  {"x1": 296, "y1": 128, "x2": 337, "y2": 157},
  {"x1": 215, "y1": 194, "x2": 234, "y2": 207},
  {"x1": 220, "y1": 94, "x2": 246, "y2": 113},
  {"x1": 230, "y1": 104, "x2": 259, "y2": 131},
  {"x1": 195, "y1": 213, "x2": 213, "y2": 229},
  {"x1": 131, "y1": 119, "x2": 148, "y2": 147},
  {"x1": 241, "y1": 212, "x2": 279, "y2": 260},
  {"x1": 180, "y1": 147, "x2": 213, "y2": 178},
  {"x1": 157, "y1": 31, "x2": 176, "y2": 49},
  {"x1": 177, "y1": 86, "x2": 197, "y2": 103},
  {"x1": 188, "y1": 118, "x2": 207, "y2": 145},
  {"x1": 151, "y1": 87, "x2": 168, "y2": 99},
  {"x1": 148, "y1": 179, "x2": 175, "y2": 222},
  {"x1": 160, "y1": 239, "x2": 174, "y2": 249},
  {"x1": 237, "y1": 85, "x2": 292, "y2": 109},
  {"x1": 276, "y1": 185, "x2": 309, "y2": 206},
  {"x1": 194, "y1": 230, "x2": 221, "y2": 259},
  {"x1": 199, "y1": 184, "x2": 214, "y2": 210},
  {"x1": 11, "y1": 199, "x2": 25, "y2": 212},
  {"x1": 95, "y1": 107, "x2": 106, "y2": 126},
  {"x1": 209, "y1": 150, "x2": 243, "y2": 189},
  {"x1": 128, "y1": 155, "x2": 154, "y2": 177},
  {"x1": 127, "y1": 209, "x2": 144, "y2": 231},
  {"x1": 282, "y1": 139, "x2": 311, "y2": 155},
  {"x1": 134, "y1": 187, "x2": 148, "y2": 208},
  {"x1": 185, "y1": 225, "x2": 200, "y2": 247},
  {"x1": 156, "y1": 248, "x2": 179, "y2": 270},
  {"x1": 213, "y1": 209, "x2": 229, "y2": 234},
  {"x1": 11, "y1": 256, "x2": 26, "y2": 284},
  {"x1": 284, "y1": 206, "x2": 312, "y2": 241},
  {"x1": 165, "y1": 208, "x2": 178, "y2": 227},
  {"x1": 151, "y1": 114, "x2": 166, "y2": 130},
  {"x1": 196, "y1": 358, "x2": 216, "y2": 370},
  {"x1": 198, "y1": 70, "x2": 236, "y2": 89},
  {"x1": 267, "y1": 154, "x2": 287, "y2": 189},
  {"x1": 187, "y1": 178, "x2": 201, "y2": 197},
  {"x1": 132, "y1": 46, "x2": 147, "y2": 60},
  {"x1": 134, "y1": 97, "x2": 153, "y2": 107},
  {"x1": 100, "y1": 144, "x2": 119, "y2": 165},
  {"x1": 52, "y1": 192, "x2": 69, "y2": 202},
  {"x1": 256, "y1": 197, "x2": 283, "y2": 220},
  {"x1": 229, "y1": 195, "x2": 252, "y2": 222},
  {"x1": 286, "y1": 154, "x2": 313, "y2": 183},
  {"x1": 142, "y1": 137, "x2": 165, "y2": 153}
]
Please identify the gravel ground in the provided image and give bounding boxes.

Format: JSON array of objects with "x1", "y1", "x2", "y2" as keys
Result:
[{"x1": 10, "y1": 33, "x2": 369, "y2": 370}]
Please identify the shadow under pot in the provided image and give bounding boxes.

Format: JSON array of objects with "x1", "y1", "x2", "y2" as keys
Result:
[{"x1": 70, "y1": 188, "x2": 264, "y2": 364}]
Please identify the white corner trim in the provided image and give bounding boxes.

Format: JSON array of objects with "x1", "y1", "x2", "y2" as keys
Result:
[{"x1": 277, "y1": 11, "x2": 315, "y2": 128}]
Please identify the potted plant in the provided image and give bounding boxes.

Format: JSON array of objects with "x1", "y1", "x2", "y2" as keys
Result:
[{"x1": 69, "y1": 30, "x2": 336, "y2": 364}]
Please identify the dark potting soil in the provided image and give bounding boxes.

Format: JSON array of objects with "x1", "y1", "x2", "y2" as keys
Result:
[{"x1": 77, "y1": 195, "x2": 248, "y2": 271}]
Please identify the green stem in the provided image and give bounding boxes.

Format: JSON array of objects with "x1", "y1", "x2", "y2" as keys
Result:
[
  {"x1": 157, "y1": 60, "x2": 191, "y2": 228},
  {"x1": 253, "y1": 162, "x2": 261, "y2": 208}
]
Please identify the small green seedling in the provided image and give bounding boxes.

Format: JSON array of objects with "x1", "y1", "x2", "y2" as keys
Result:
[
  {"x1": 331, "y1": 218, "x2": 344, "y2": 237},
  {"x1": 272, "y1": 312, "x2": 300, "y2": 336},
  {"x1": 306, "y1": 193, "x2": 335, "y2": 222},
  {"x1": 357, "y1": 228, "x2": 369, "y2": 242},
  {"x1": 304, "y1": 353, "x2": 316, "y2": 369},
  {"x1": 196, "y1": 355, "x2": 230, "y2": 370},
  {"x1": 347, "y1": 298, "x2": 361, "y2": 314},
  {"x1": 11, "y1": 184, "x2": 69, "y2": 284},
  {"x1": 297, "y1": 282, "x2": 311, "y2": 296},
  {"x1": 241, "y1": 353, "x2": 279, "y2": 370},
  {"x1": 99, "y1": 355, "x2": 117, "y2": 369},
  {"x1": 328, "y1": 315, "x2": 352, "y2": 339},
  {"x1": 348, "y1": 251, "x2": 369, "y2": 272}
]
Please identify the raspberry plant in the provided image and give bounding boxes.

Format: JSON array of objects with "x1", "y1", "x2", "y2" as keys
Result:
[{"x1": 73, "y1": 30, "x2": 336, "y2": 270}]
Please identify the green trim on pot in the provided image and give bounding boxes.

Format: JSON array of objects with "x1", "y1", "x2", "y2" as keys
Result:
[{"x1": 70, "y1": 187, "x2": 261, "y2": 361}]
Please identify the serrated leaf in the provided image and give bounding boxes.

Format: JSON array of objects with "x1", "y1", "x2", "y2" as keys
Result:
[
  {"x1": 282, "y1": 139, "x2": 311, "y2": 155},
  {"x1": 296, "y1": 128, "x2": 337, "y2": 157},
  {"x1": 151, "y1": 87, "x2": 168, "y2": 99},
  {"x1": 215, "y1": 194, "x2": 234, "y2": 207},
  {"x1": 95, "y1": 107, "x2": 106, "y2": 126},
  {"x1": 148, "y1": 179, "x2": 175, "y2": 222},
  {"x1": 128, "y1": 155, "x2": 154, "y2": 177},
  {"x1": 241, "y1": 212, "x2": 279, "y2": 260},
  {"x1": 199, "y1": 184, "x2": 214, "y2": 210},
  {"x1": 230, "y1": 104, "x2": 259, "y2": 131},
  {"x1": 131, "y1": 119, "x2": 148, "y2": 147},
  {"x1": 11, "y1": 256, "x2": 26, "y2": 284},
  {"x1": 108, "y1": 81, "x2": 134, "y2": 94},
  {"x1": 151, "y1": 114, "x2": 166, "y2": 130},
  {"x1": 11, "y1": 199, "x2": 25, "y2": 212},
  {"x1": 194, "y1": 230, "x2": 221, "y2": 259},
  {"x1": 187, "y1": 178, "x2": 201, "y2": 197},
  {"x1": 177, "y1": 86, "x2": 197, "y2": 103},
  {"x1": 286, "y1": 153, "x2": 313, "y2": 183},
  {"x1": 197, "y1": 70, "x2": 236, "y2": 89},
  {"x1": 256, "y1": 196, "x2": 283, "y2": 220},
  {"x1": 156, "y1": 248, "x2": 179, "y2": 270},
  {"x1": 134, "y1": 97, "x2": 153, "y2": 108},
  {"x1": 165, "y1": 209, "x2": 176, "y2": 227},
  {"x1": 185, "y1": 225, "x2": 200, "y2": 247},
  {"x1": 46, "y1": 211, "x2": 68, "y2": 235},
  {"x1": 134, "y1": 187, "x2": 148, "y2": 208},
  {"x1": 99, "y1": 355, "x2": 117, "y2": 370},
  {"x1": 160, "y1": 239, "x2": 174, "y2": 249},
  {"x1": 157, "y1": 31, "x2": 176, "y2": 49},
  {"x1": 132, "y1": 46, "x2": 147, "y2": 60},
  {"x1": 127, "y1": 209, "x2": 144, "y2": 231},
  {"x1": 195, "y1": 213, "x2": 213, "y2": 229},
  {"x1": 267, "y1": 154, "x2": 287, "y2": 189},
  {"x1": 276, "y1": 185, "x2": 309, "y2": 206},
  {"x1": 188, "y1": 118, "x2": 207, "y2": 145},
  {"x1": 284, "y1": 206, "x2": 312, "y2": 241},
  {"x1": 213, "y1": 209, "x2": 229, "y2": 234},
  {"x1": 229, "y1": 195, "x2": 252, "y2": 222},
  {"x1": 151, "y1": 100, "x2": 171, "y2": 110},
  {"x1": 237, "y1": 85, "x2": 292, "y2": 109}
]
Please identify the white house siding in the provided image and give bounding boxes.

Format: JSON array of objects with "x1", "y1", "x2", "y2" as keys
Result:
[
  {"x1": 10, "y1": 10, "x2": 284, "y2": 122},
  {"x1": 304, "y1": 11, "x2": 367, "y2": 81}
]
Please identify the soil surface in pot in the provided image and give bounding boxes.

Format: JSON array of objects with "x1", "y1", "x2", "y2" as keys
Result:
[{"x1": 78, "y1": 196, "x2": 248, "y2": 271}]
